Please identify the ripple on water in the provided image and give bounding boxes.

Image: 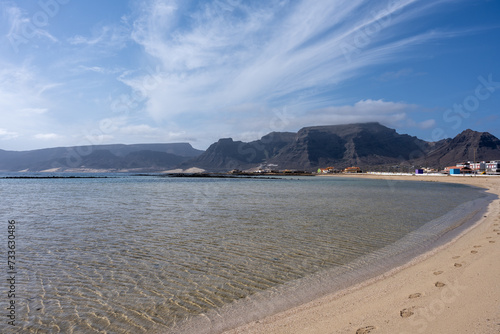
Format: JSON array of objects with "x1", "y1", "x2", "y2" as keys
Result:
[{"x1": 0, "y1": 175, "x2": 491, "y2": 333}]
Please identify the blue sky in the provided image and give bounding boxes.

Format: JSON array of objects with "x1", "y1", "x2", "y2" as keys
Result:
[{"x1": 1, "y1": 0, "x2": 499, "y2": 151}]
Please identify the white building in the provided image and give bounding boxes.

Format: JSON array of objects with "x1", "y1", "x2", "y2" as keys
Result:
[{"x1": 457, "y1": 161, "x2": 500, "y2": 174}]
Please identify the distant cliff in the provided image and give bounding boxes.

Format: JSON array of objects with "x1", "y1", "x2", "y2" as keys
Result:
[{"x1": 266, "y1": 123, "x2": 431, "y2": 170}]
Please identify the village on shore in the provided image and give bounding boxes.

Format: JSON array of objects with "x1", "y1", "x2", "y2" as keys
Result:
[{"x1": 228, "y1": 160, "x2": 500, "y2": 176}]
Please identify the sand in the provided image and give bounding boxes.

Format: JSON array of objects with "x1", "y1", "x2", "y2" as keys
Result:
[{"x1": 223, "y1": 175, "x2": 500, "y2": 334}]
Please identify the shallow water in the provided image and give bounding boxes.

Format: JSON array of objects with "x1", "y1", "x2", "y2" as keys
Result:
[{"x1": 0, "y1": 175, "x2": 491, "y2": 333}]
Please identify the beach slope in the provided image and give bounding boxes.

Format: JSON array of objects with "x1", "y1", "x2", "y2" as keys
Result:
[{"x1": 224, "y1": 175, "x2": 500, "y2": 334}]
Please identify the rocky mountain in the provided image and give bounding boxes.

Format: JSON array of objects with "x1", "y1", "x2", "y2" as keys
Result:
[
  {"x1": 418, "y1": 129, "x2": 500, "y2": 169},
  {"x1": 178, "y1": 132, "x2": 296, "y2": 171},
  {"x1": 182, "y1": 123, "x2": 438, "y2": 172},
  {"x1": 0, "y1": 143, "x2": 203, "y2": 172},
  {"x1": 266, "y1": 123, "x2": 431, "y2": 170}
]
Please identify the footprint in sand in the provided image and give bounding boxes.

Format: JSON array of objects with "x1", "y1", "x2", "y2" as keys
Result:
[
  {"x1": 400, "y1": 308, "x2": 414, "y2": 318},
  {"x1": 454, "y1": 263, "x2": 462, "y2": 268},
  {"x1": 452, "y1": 256, "x2": 460, "y2": 259},
  {"x1": 356, "y1": 325, "x2": 376, "y2": 334},
  {"x1": 473, "y1": 245, "x2": 482, "y2": 248},
  {"x1": 433, "y1": 271, "x2": 443, "y2": 275},
  {"x1": 435, "y1": 282, "x2": 446, "y2": 288},
  {"x1": 489, "y1": 241, "x2": 495, "y2": 243},
  {"x1": 471, "y1": 250, "x2": 478, "y2": 254},
  {"x1": 409, "y1": 293, "x2": 422, "y2": 299}
]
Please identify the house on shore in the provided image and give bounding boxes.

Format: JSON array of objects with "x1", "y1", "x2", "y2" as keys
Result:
[
  {"x1": 317, "y1": 167, "x2": 336, "y2": 174},
  {"x1": 444, "y1": 166, "x2": 473, "y2": 174},
  {"x1": 454, "y1": 160, "x2": 500, "y2": 174},
  {"x1": 344, "y1": 166, "x2": 362, "y2": 173}
]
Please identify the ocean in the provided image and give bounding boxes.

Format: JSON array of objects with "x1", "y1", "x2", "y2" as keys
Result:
[{"x1": 0, "y1": 174, "x2": 493, "y2": 333}]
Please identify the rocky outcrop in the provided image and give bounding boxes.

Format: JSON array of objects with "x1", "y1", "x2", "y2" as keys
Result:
[{"x1": 179, "y1": 132, "x2": 296, "y2": 171}]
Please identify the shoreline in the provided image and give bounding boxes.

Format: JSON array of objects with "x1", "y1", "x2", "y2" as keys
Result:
[{"x1": 222, "y1": 175, "x2": 500, "y2": 334}]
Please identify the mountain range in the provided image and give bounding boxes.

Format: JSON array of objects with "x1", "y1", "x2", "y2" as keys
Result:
[
  {"x1": 181, "y1": 122, "x2": 500, "y2": 172},
  {"x1": 1, "y1": 123, "x2": 499, "y2": 172},
  {"x1": 0, "y1": 143, "x2": 203, "y2": 172}
]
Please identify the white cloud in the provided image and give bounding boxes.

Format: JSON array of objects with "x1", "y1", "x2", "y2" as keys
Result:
[
  {"x1": 0, "y1": 0, "x2": 493, "y2": 150},
  {"x1": 124, "y1": 0, "x2": 461, "y2": 123},
  {"x1": 0, "y1": 128, "x2": 18, "y2": 140},
  {"x1": 34, "y1": 133, "x2": 62, "y2": 140},
  {"x1": 310, "y1": 99, "x2": 417, "y2": 116}
]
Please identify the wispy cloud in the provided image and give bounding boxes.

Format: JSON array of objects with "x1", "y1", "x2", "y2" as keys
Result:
[
  {"x1": 377, "y1": 68, "x2": 414, "y2": 82},
  {"x1": 3, "y1": 3, "x2": 58, "y2": 51},
  {"x1": 0, "y1": 63, "x2": 58, "y2": 144},
  {"x1": 0, "y1": 0, "x2": 497, "y2": 150},
  {"x1": 68, "y1": 24, "x2": 129, "y2": 49},
  {"x1": 125, "y1": 0, "x2": 470, "y2": 126}
]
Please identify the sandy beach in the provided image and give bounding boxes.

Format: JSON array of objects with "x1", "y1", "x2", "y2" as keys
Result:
[{"x1": 223, "y1": 175, "x2": 500, "y2": 334}]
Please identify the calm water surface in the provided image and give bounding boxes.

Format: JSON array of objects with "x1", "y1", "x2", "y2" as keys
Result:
[{"x1": 0, "y1": 175, "x2": 491, "y2": 333}]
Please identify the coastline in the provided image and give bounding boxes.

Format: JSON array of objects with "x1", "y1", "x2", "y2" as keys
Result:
[{"x1": 222, "y1": 175, "x2": 500, "y2": 334}]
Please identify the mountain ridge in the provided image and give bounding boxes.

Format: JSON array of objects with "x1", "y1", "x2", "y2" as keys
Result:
[
  {"x1": 1, "y1": 124, "x2": 499, "y2": 172},
  {"x1": 0, "y1": 143, "x2": 203, "y2": 172},
  {"x1": 182, "y1": 123, "x2": 500, "y2": 172}
]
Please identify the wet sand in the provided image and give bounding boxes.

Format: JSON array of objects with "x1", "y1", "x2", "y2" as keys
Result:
[{"x1": 223, "y1": 175, "x2": 500, "y2": 334}]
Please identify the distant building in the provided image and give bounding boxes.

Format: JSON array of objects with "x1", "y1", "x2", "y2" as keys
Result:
[
  {"x1": 344, "y1": 166, "x2": 362, "y2": 173},
  {"x1": 457, "y1": 161, "x2": 485, "y2": 171},
  {"x1": 453, "y1": 160, "x2": 500, "y2": 174},
  {"x1": 460, "y1": 167, "x2": 473, "y2": 174},
  {"x1": 317, "y1": 167, "x2": 335, "y2": 174},
  {"x1": 486, "y1": 161, "x2": 500, "y2": 173},
  {"x1": 445, "y1": 166, "x2": 473, "y2": 175}
]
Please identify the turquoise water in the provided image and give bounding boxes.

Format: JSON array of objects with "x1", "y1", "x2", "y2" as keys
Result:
[{"x1": 0, "y1": 175, "x2": 492, "y2": 333}]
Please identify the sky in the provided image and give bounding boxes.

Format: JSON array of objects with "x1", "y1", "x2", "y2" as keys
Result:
[{"x1": 1, "y1": 0, "x2": 499, "y2": 151}]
